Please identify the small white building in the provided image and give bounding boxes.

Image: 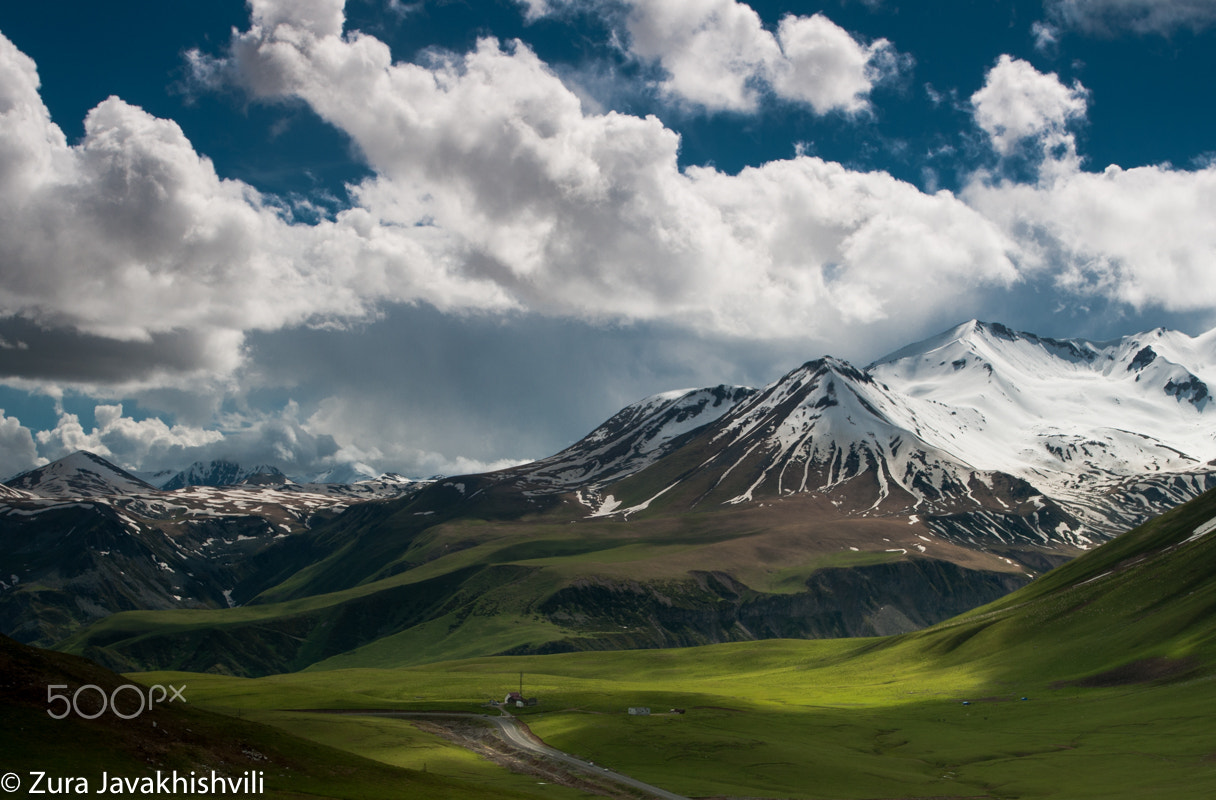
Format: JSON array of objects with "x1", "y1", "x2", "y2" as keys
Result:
[{"x1": 627, "y1": 707, "x2": 650, "y2": 716}]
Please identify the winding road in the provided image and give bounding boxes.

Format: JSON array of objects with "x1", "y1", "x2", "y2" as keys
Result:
[{"x1": 325, "y1": 709, "x2": 690, "y2": 800}]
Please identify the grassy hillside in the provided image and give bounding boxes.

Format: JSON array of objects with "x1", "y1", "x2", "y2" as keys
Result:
[
  {"x1": 137, "y1": 487, "x2": 1216, "y2": 798},
  {"x1": 60, "y1": 490, "x2": 1043, "y2": 675},
  {"x1": 0, "y1": 633, "x2": 573, "y2": 800}
]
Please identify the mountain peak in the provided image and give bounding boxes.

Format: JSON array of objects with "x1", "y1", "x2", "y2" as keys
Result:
[
  {"x1": 160, "y1": 459, "x2": 286, "y2": 491},
  {"x1": 870, "y1": 319, "x2": 1106, "y2": 370},
  {"x1": 5, "y1": 451, "x2": 156, "y2": 498},
  {"x1": 794, "y1": 355, "x2": 870, "y2": 384}
]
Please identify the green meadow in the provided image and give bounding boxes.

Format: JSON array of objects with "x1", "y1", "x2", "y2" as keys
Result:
[{"x1": 142, "y1": 639, "x2": 1216, "y2": 799}]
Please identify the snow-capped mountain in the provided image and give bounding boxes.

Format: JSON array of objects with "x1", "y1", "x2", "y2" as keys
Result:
[
  {"x1": 159, "y1": 459, "x2": 287, "y2": 490},
  {"x1": 509, "y1": 321, "x2": 1216, "y2": 550},
  {"x1": 868, "y1": 321, "x2": 1214, "y2": 471},
  {"x1": 5, "y1": 451, "x2": 157, "y2": 497},
  {"x1": 156, "y1": 458, "x2": 421, "y2": 490},
  {"x1": 868, "y1": 321, "x2": 1216, "y2": 531}
]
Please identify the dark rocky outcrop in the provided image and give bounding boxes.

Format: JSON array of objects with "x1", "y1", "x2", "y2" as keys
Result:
[{"x1": 524, "y1": 559, "x2": 1028, "y2": 654}]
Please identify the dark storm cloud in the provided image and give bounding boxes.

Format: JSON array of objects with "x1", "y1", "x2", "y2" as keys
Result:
[{"x1": 0, "y1": 319, "x2": 224, "y2": 384}]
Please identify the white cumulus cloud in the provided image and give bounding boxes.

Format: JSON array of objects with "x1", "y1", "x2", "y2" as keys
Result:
[
  {"x1": 0, "y1": 3, "x2": 1008, "y2": 392},
  {"x1": 971, "y1": 55, "x2": 1088, "y2": 159},
  {"x1": 34, "y1": 404, "x2": 224, "y2": 470},
  {"x1": 768, "y1": 12, "x2": 903, "y2": 115},
  {"x1": 962, "y1": 53, "x2": 1216, "y2": 319},
  {"x1": 965, "y1": 162, "x2": 1216, "y2": 313},
  {"x1": 627, "y1": 0, "x2": 902, "y2": 114},
  {"x1": 0, "y1": 29, "x2": 510, "y2": 389},
  {"x1": 0, "y1": 410, "x2": 41, "y2": 480},
  {"x1": 965, "y1": 55, "x2": 1216, "y2": 321},
  {"x1": 522, "y1": 0, "x2": 901, "y2": 114},
  {"x1": 624, "y1": 0, "x2": 782, "y2": 112},
  {"x1": 28, "y1": 401, "x2": 355, "y2": 477},
  {"x1": 205, "y1": 0, "x2": 1013, "y2": 342}
]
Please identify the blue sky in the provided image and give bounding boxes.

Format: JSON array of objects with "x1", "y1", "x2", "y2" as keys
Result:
[{"x1": 1, "y1": 0, "x2": 1214, "y2": 480}]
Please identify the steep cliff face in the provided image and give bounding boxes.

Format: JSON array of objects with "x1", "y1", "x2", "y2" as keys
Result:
[
  {"x1": 529, "y1": 559, "x2": 1029, "y2": 653},
  {"x1": 62, "y1": 549, "x2": 1028, "y2": 677}
]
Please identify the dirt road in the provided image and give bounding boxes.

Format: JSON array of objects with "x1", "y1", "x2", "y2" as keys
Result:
[{"x1": 328, "y1": 709, "x2": 690, "y2": 800}]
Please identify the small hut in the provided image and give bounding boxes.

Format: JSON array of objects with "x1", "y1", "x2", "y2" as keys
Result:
[{"x1": 504, "y1": 672, "x2": 538, "y2": 707}]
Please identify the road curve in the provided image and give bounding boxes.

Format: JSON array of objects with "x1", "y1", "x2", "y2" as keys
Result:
[{"x1": 319, "y1": 709, "x2": 689, "y2": 800}]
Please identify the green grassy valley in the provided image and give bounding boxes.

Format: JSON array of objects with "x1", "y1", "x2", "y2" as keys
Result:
[{"x1": 99, "y1": 486, "x2": 1216, "y2": 799}]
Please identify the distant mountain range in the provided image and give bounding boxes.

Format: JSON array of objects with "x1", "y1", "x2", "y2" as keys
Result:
[
  {"x1": 4, "y1": 320, "x2": 1215, "y2": 674},
  {"x1": 4, "y1": 455, "x2": 415, "y2": 494},
  {"x1": 157, "y1": 460, "x2": 287, "y2": 491},
  {"x1": 150, "y1": 458, "x2": 414, "y2": 490},
  {"x1": 0, "y1": 451, "x2": 425, "y2": 645}
]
